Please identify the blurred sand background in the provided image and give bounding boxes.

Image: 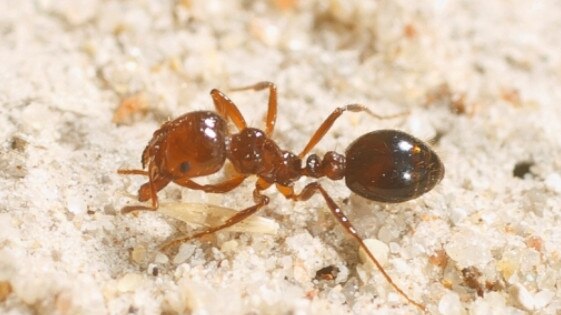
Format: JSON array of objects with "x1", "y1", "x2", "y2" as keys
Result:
[{"x1": 1, "y1": 0, "x2": 561, "y2": 314}]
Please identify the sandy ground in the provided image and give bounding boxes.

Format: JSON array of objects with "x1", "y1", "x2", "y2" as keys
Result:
[{"x1": 1, "y1": 0, "x2": 561, "y2": 314}]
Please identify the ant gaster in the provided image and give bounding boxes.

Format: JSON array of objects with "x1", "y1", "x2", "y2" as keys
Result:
[{"x1": 118, "y1": 82, "x2": 444, "y2": 311}]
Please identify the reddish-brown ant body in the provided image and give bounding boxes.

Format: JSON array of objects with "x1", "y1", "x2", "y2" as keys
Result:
[{"x1": 118, "y1": 82, "x2": 444, "y2": 311}]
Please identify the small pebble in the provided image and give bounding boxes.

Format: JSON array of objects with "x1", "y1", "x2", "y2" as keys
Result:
[
  {"x1": 131, "y1": 245, "x2": 146, "y2": 264},
  {"x1": 438, "y1": 292, "x2": 464, "y2": 315},
  {"x1": 173, "y1": 244, "x2": 195, "y2": 264},
  {"x1": 471, "y1": 292, "x2": 506, "y2": 315},
  {"x1": 66, "y1": 195, "x2": 87, "y2": 215},
  {"x1": 377, "y1": 225, "x2": 400, "y2": 243},
  {"x1": 154, "y1": 252, "x2": 169, "y2": 264},
  {"x1": 533, "y1": 289, "x2": 554, "y2": 309},
  {"x1": 117, "y1": 273, "x2": 144, "y2": 293},
  {"x1": 55, "y1": 291, "x2": 72, "y2": 315},
  {"x1": 0, "y1": 281, "x2": 12, "y2": 302},
  {"x1": 388, "y1": 242, "x2": 401, "y2": 254},
  {"x1": 445, "y1": 229, "x2": 492, "y2": 268},
  {"x1": 496, "y1": 259, "x2": 517, "y2": 280},
  {"x1": 449, "y1": 207, "x2": 468, "y2": 224},
  {"x1": 12, "y1": 276, "x2": 48, "y2": 304},
  {"x1": 510, "y1": 283, "x2": 534, "y2": 311},
  {"x1": 293, "y1": 264, "x2": 309, "y2": 284},
  {"x1": 220, "y1": 239, "x2": 238, "y2": 252},
  {"x1": 545, "y1": 173, "x2": 561, "y2": 193}
]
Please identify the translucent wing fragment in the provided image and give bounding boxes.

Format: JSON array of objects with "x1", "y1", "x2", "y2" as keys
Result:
[{"x1": 158, "y1": 202, "x2": 279, "y2": 234}]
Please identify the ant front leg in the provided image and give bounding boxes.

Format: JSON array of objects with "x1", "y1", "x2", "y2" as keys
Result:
[
  {"x1": 117, "y1": 169, "x2": 149, "y2": 176},
  {"x1": 119, "y1": 164, "x2": 165, "y2": 213},
  {"x1": 278, "y1": 182, "x2": 426, "y2": 312},
  {"x1": 230, "y1": 81, "x2": 278, "y2": 136},
  {"x1": 159, "y1": 178, "x2": 271, "y2": 252},
  {"x1": 173, "y1": 174, "x2": 247, "y2": 193},
  {"x1": 298, "y1": 104, "x2": 408, "y2": 158}
]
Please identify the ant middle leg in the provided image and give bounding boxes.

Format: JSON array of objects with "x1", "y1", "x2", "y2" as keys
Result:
[
  {"x1": 277, "y1": 182, "x2": 426, "y2": 311},
  {"x1": 159, "y1": 178, "x2": 272, "y2": 252},
  {"x1": 230, "y1": 81, "x2": 277, "y2": 136},
  {"x1": 210, "y1": 89, "x2": 247, "y2": 131},
  {"x1": 298, "y1": 104, "x2": 408, "y2": 158}
]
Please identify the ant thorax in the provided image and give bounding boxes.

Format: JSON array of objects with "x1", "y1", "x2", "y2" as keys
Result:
[
  {"x1": 226, "y1": 128, "x2": 348, "y2": 186},
  {"x1": 226, "y1": 128, "x2": 301, "y2": 185}
]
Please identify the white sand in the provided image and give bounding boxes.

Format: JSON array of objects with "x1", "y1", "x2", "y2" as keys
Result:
[{"x1": 1, "y1": 0, "x2": 561, "y2": 314}]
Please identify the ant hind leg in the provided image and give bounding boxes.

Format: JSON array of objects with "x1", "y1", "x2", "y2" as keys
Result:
[
  {"x1": 280, "y1": 182, "x2": 426, "y2": 311},
  {"x1": 298, "y1": 104, "x2": 409, "y2": 158}
]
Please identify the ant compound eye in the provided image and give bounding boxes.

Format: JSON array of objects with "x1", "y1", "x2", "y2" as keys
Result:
[{"x1": 180, "y1": 162, "x2": 190, "y2": 173}]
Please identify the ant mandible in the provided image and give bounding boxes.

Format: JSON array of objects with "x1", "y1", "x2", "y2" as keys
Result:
[{"x1": 118, "y1": 82, "x2": 444, "y2": 311}]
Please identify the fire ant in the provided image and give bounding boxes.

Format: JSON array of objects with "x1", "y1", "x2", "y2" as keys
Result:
[{"x1": 118, "y1": 82, "x2": 445, "y2": 311}]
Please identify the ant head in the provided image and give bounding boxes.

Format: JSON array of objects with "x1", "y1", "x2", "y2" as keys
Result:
[
  {"x1": 153, "y1": 111, "x2": 228, "y2": 180},
  {"x1": 345, "y1": 130, "x2": 444, "y2": 203}
]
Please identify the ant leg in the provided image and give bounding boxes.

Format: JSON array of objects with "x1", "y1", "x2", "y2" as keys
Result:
[
  {"x1": 298, "y1": 104, "x2": 408, "y2": 158},
  {"x1": 278, "y1": 182, "x2": 426, "y2": 311},
  {"x1": 159, "y1": 178, "x2": 272, "y2": 252},
  {"x1": 137, "y1": 176, "x2": 171, "y2": 202},
  {"x1": 210, "y1": 89, "x2": 247, "y2": 131},
  {"x1": 117, "y1": 169, "x2": 149, "y2": 176},
  {"x1": 173, "y1": 175, "x2": 247, "y2": 193},
  {"x1": 121, "y1": 164, "x2": 163, "y2": 214},
  {"x1": 230, "y1": 81, "x2": 277, "y2": 136}
]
